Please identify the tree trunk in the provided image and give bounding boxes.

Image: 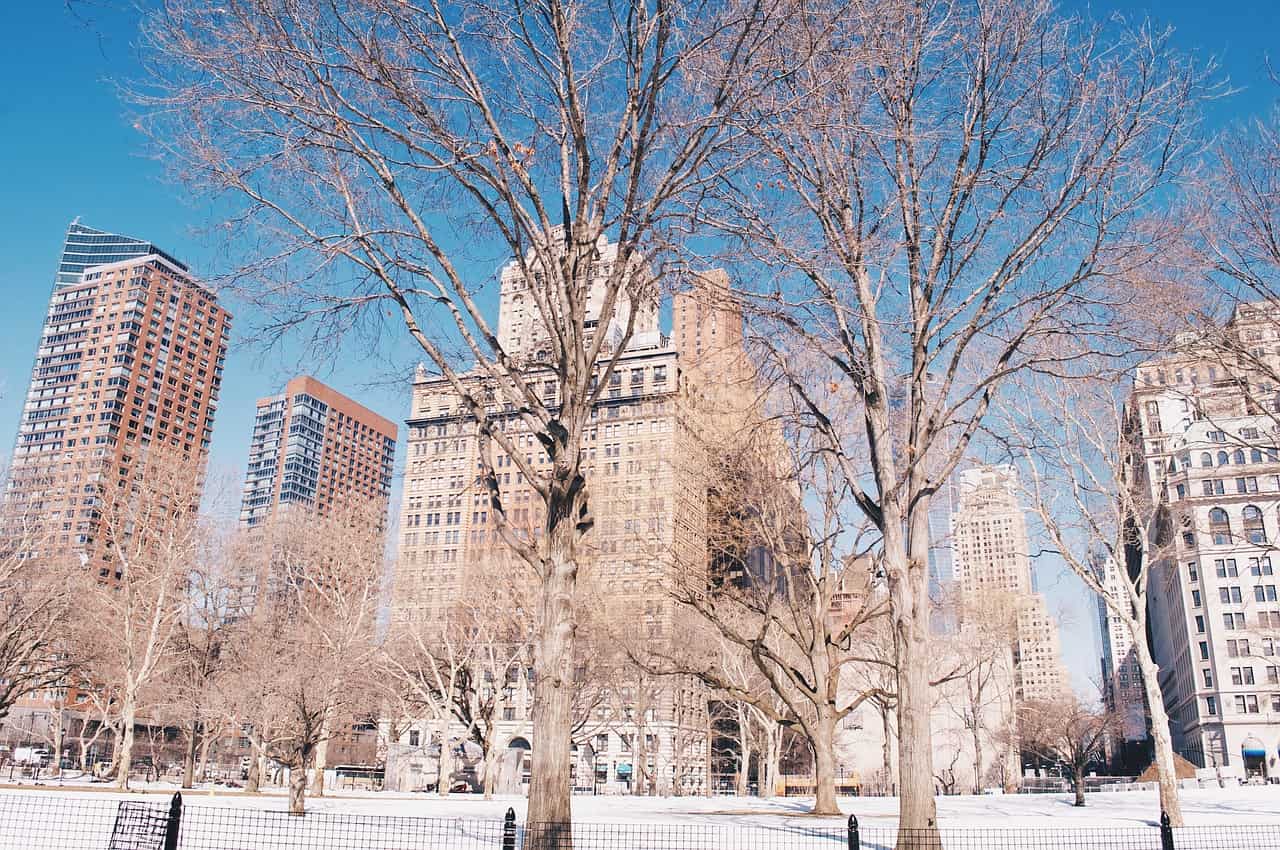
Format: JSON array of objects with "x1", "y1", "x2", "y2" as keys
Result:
[
  {"x1": 896, "y1": 622, "x2": 939, "y2": 846},
  {"x1": 116, "y1": 698, "x2": 136, "y2": 790},
  {"x1": 880, "y1": 701, "x2": 894, "y2": 794},
  {"x1": 810, "y1": 706, "x2": 840, "y2": 815},
  {"x1": 49, "y1": 705, "x2": 64, "y2": 778},
  {"x1": 312, "y1": 734, "x2": 328, "y2": 798},
  {"x1": 245, "y1": 743, "x2": 262, "y2": 793},
  {"x1": 761, "y1": 725, "x2": 779, "y2": 799},
  {"x1": 288, "y1": 762, "x2": 307, "y2": 815},
  {"x1": 1136, "y1": 639, "x2": 1184, "y2": 825},
  {"x1": 196, "y1": 731, "x2": 215, "y2": 784},
  {"x1": 436, "y1": 717, "x2": 453, "y2": 797},
  {"x1": 1072, "y1": 765, "x2": 1085, "y2": 807},
  {"x1": 969, "y1": 701, "x2": 983, "y2": 795},
  {"x1": 527, "y1": 525, "x2": 578, "y2": 848},
  {"x1": 182, "y1": 719, "x2": 199, "y2": 789}
]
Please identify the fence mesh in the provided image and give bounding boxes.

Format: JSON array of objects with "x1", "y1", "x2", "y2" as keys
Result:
[{"x1": 1, "y1": 790, "x2": 1278, "y2": 850}]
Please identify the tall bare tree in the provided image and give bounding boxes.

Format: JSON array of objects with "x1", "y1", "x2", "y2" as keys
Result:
[
  {"x1": 1008, "y1": 373, "x2": 1186, "y2": 822},
  {"x1": 237, "y1": 499, "x2": 385, "y2": 814},
  {"x1": 696, "y1": 1, "x2": 1207, "y2": 839},
  {"x1": 85, "y1": 447, "x2": 209, "y2": 789},
  {"x1": 139, "y1": 0, "x2": 785, "y2": 831}
]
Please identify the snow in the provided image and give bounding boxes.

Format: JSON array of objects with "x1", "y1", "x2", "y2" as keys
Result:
[{"x1": 2, "y1": 782, "x2": 1279, "y2": 849}]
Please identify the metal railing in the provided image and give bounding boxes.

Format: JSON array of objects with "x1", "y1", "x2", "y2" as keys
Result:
[{"x1": 0, "y1": 791, "x2": 1275, "y2": 850}]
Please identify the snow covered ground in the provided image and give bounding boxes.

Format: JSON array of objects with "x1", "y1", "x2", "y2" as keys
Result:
[{"x1": 2, "y1": 783, "x2": 1279, "y2": 849}]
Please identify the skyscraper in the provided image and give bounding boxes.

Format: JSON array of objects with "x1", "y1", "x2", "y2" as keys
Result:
[
  {"x1": 951, "y1": 465, "x2": 1068, "y2": 702},
  {"x1": 52, "y1": 219, "x2": 189, "y2": 290},
  {"x1": 239, "y1": 376, "x2": 397, "y2": 527},
  {"x1": 390, "y1": 238, "x2": 719, "y2": 794},
  {"x1": 5, "y1": 226, "x2": 230, "y2": 567},
  {"x1": 1094, "y1": 553, "x2": 1150, "y2": 754}
]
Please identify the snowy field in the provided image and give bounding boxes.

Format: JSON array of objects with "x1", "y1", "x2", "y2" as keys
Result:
[{"x1": 2, "y1": 783, "x2": 1280, "y2": 849}]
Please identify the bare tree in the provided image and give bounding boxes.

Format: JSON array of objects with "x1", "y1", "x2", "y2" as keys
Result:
[
  {"x1": 82, "y1": 447, "x2": 209, "y2": 789},
  {"x1": 1019, "y1": 694, "x2": 1116, "y2": 808},
  {"x1": 234, "y1": 498, "x2": 385, "y2": 814},
  {"x1": 695, "y1": 1, "x2": 1206, "y2": 839},
  {"x1": 1007, "y1": 374, "x2": 1185, "y2": 822},
  {"x1": 139, "y1": 1, "x2": 785, "y2": 830},
  {"x1": 0, "y1": 503, "x2": 74, "y2": 732},
  {"x1": 659, "y1": 404, "x2": 891, "y2": 813}
]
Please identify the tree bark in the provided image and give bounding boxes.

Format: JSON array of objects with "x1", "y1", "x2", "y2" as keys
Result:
[
  {"x1": 527, "y1": 524, "x2": 578, "y2": 847},
  {"x1": 289, "y1": 762, "x2": 307, "y2": 815},
  {"x1": 811, "y1": 707, "x2": 840, "y2": 815},
  {"x1": 880, "y1": 701, "x2": 895, "y2": 794},
  {"x1": 196, "y1": 731, "x2": 214, "y2": 785},
  {"x1": 761, "y1": 725, "x2": 780, "y2": 799},
  {"x1": 436, "y1": 716, "x2": 453, "y2": 797},
  {"x1": 245, "y1": 743, "x2": 262, "y2": 793},
  {"x1": 1072, "y1": 765, "x2": 1086, "y2": 807},
  {"x1": 115, "y1": 698, "x2": 136, "y2": 790},
  {"x1": 182, "y1": 719, "x2": 199, "y2": 789},
  {"x1": 49, "y1": 705, "x2": 64, "y2": 778},
  {"x1": 1136, "y1": 640, "x2": 1184, "y2": 825}
]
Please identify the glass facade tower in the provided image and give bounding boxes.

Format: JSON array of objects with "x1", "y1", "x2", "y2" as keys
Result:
[{"x1": 52, "y1": 219, "x2": 188, "y2": 291}]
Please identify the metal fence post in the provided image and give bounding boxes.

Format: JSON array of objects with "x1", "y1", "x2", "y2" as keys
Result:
[
  {"x1": 846, "y1": 814, "x2": 859, "y2": 850},
  {"x1": 1160, "y1": 811, "x2": 1174, "y2": 850},
  {"x1": 502, "y1": 807, "x2": 516, "y2": 850},
  {"x1": 163, "y1": 792, "x2": 182, "y2": 850}
]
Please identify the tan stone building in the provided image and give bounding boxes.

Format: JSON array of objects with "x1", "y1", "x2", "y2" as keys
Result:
[
  {"x1": 388, "y1": 241, "x2": 755, "y2": 794},
  {"x1": 951, "y1": 465, "x2": 1068, "y2": 702}
]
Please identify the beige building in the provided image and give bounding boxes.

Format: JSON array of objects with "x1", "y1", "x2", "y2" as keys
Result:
[
  {"x1": 388, "y1": 242, "x2": 756, "y2": 794},
  {"x1": 1128, "y1": 302, "x2": 1280, "y2": 779},
  {"x1": 951, "y1": 465, "x2": 1068, "y2": 702},
  {"x1": 1095, "y1": 554, "x2": 1150, "y2": 747}
]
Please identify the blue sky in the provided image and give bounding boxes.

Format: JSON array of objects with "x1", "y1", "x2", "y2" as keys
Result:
[{"x1": 1, "y1": 1, "x2": 1277, "y2": 694}]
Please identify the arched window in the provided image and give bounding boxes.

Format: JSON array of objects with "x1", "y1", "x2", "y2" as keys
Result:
[
  {"x1": 1201, "y1": 453, "x2": 1213, "y2": 468},
  {"x1": 1252, "y1": 448, "x2": 1264, "y2": 463},
  {"x1": 1218, "y1": 451, "x2": 1230, "y2": 466},
  {"x1": 1209, "y1": 508, "x2": 1232, "y2": 545},
  {"x1": 1234, "y1": 450, "x2": 1247, "y2": 465},
  {"x1": 1244, "y1": 506, "x2": 1267, "y2": 545}
]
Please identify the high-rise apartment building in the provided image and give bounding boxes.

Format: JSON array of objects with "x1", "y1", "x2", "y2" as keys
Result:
[
  {"x1": 1128, "y1": 301, "x2": 1280, "y2": 778},
  {"x1": 5, "y1": 229, "x2": 230, "y2": 566},
  {"x1": 390, "y1": 239, "x2": 728, "y2": 794},
  {"x1": 239, "y1": 376, "x2": 397, "y2": 527},
  {"x1": 951, "y1": 465, "x2": 1068, "y2": 702}
]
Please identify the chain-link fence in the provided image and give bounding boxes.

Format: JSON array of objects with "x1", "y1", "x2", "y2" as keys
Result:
[{"x1": 0, "y1": 791, "x2": 1275, "y2": 850}]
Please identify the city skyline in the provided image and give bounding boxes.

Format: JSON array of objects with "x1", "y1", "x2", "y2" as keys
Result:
[{"x1": 3, "y1": 0, "x2": 1280, "y2": 722}]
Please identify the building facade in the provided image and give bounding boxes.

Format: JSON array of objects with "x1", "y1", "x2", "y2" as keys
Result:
[
  {"x1": 389, "y1": 241, "x2": 734, "y2": 794},
  {"x1": 1094, "y1": 554, "x2": 1150, "y2": 749},
  {"x1": 3, "y1": 227, "x2": 230, "y2": 746},
  {"x1": 6, "y1": 248, "x2": 230, "y2": 559},
  {"x1": 239, "y1": 375, "x2": 397, "y2": 527},
  {"x1": 950, "y1": 465, "x2": 1068, "y2": 702},
  {"x1": 1129, "y1": 303, "x2": 1280, "y2": 778}
]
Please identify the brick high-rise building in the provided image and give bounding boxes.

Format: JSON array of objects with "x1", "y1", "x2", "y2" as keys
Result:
[
  {"x1": 5, "y1": 231, "x2": 230, "y2": 564},
  {"x1": 239, "y1": 376, "x2": 397, "y2": 527},
  {"x1": 951, "y1": 465, "x2": 1068, "y2": 702}
]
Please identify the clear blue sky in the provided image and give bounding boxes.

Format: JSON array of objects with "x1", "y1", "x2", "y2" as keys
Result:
[{"x1": 0, "y1": 1, "x2": 1277, "y2": 695}]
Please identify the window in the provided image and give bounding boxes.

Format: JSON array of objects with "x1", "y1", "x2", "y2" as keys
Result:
[
  {"x1": 1236, "y1": 694, "x2": 1260, "y2": 714},
  {"x1": 1200, "y1": 641, "x2": 1210, "y2": 660},
  {"x1": 1209, "y1": 508, "x2": 1232, "y2": 544},
  {"x1": 408, "y1": 730, "x2": 420, "y2": 747},
  {"x1": 1269, "y1": 666, "x2": 1280, "y2": 685},
  {"x1": 1203, "y1": 479, "x2": 1226, "y2": 496},
  {"x1": 1208, "y1": 430, "x2": 1227, "y2": 443},
  {"x1": 1231, "y1": 667, "x2": 1256, "y2": 685},
  {"x1": 1220, "y1": 586, "x2": 1243, "y2": 604},
  {"x1": 1216, "y1": 558, "x2": 1239, "y2": 578},
  {"x1": 1204, "y1": 669, "x2": 1214, "y2": 687},
  {"x1": 1192, "y1": 590, "x2": 1202, "y2": 607},
  {"x1": 1196, "y1": 615, "x2": 1206, "y2": 633},
  {"x1": 1189, "y1": 561, "x2": 1200, "y2": 582},
  {"x1": 1201, "y1": 452, "x2": 1213, "y2": 468},
  {"x1": 1244, "y1": 505, "x2": 1268, "y2": 544},
  {"x1": 1234, "y1": 449, "x2": 1247, "y2": 464},
  {"x1": 1218, "y1": 451, "x2": 1230, "y2": 466},
  {"x1": 1207, "y1": 696, "x2": 1218, "y2": 716},
  {"x1": 1224, "y1": 613, "x2": 1246, "y2": 630},
  {"x1": 1250, "y1": 557, "x2": 1274, "y2": 576},
  {"x1": 1255, "y1": 585, "x2": 1278, "y2": 603}
]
